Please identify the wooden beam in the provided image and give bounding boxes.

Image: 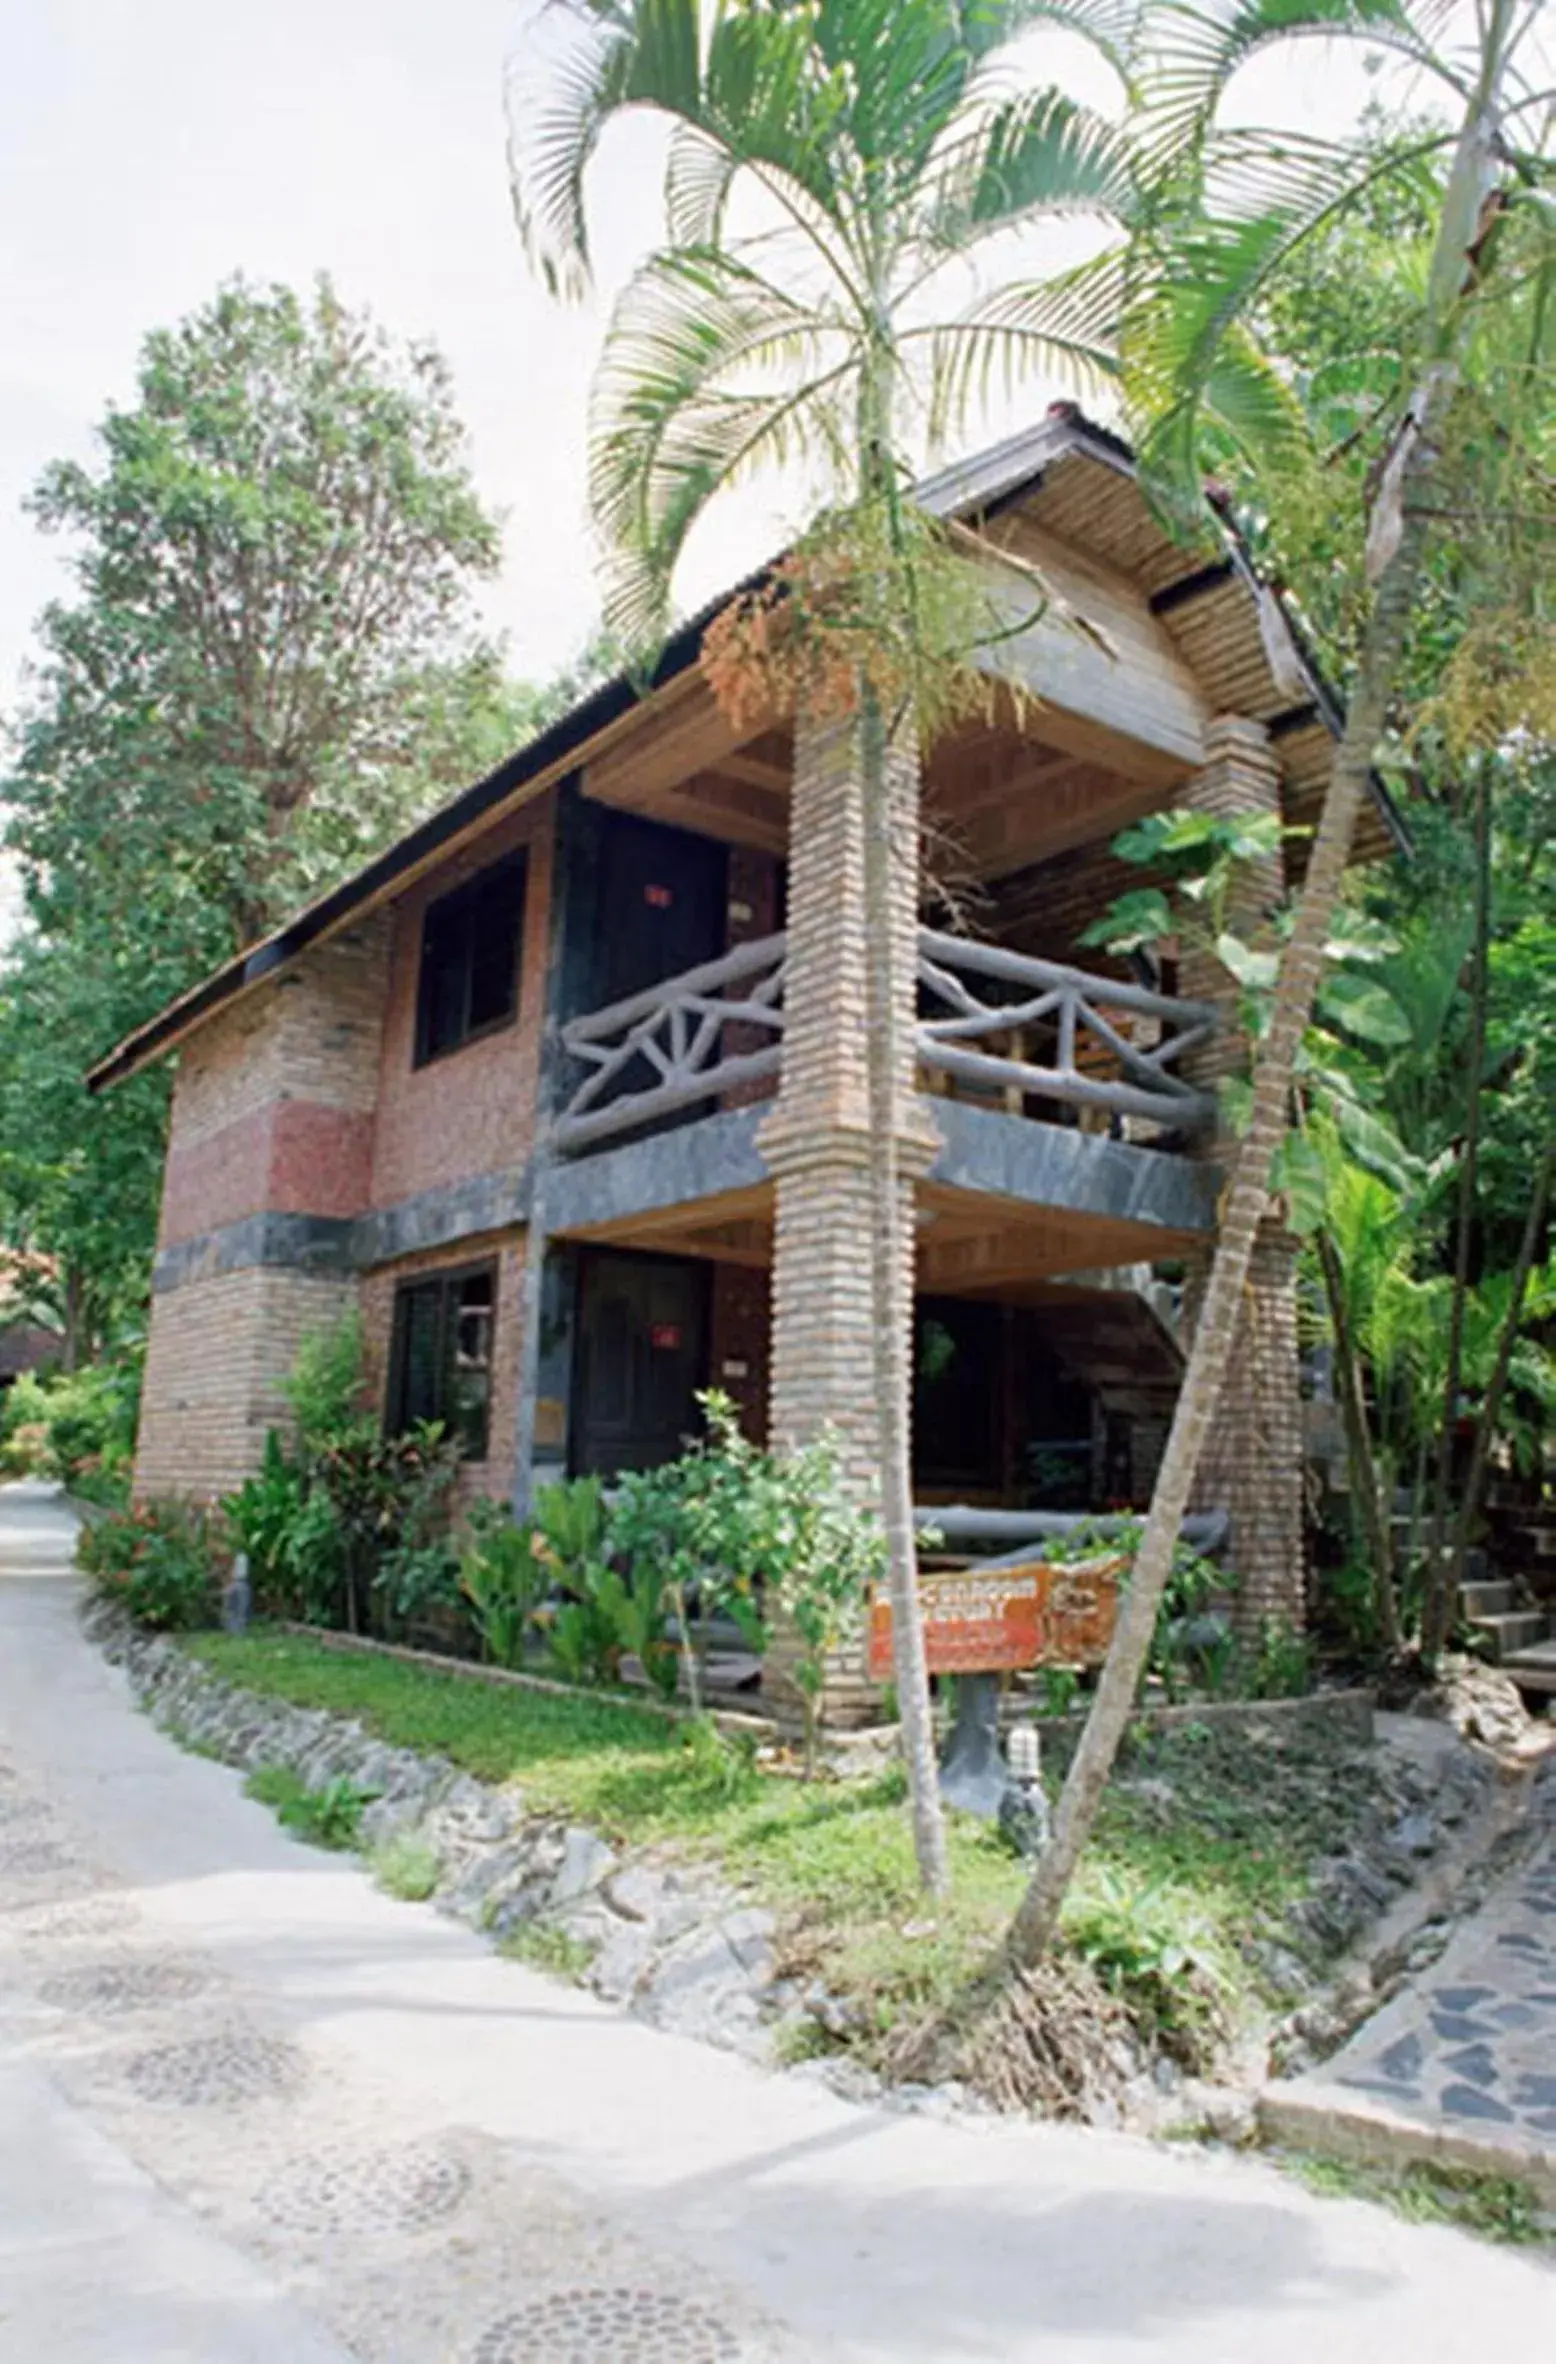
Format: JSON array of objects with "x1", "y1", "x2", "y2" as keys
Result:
[
  {"x1": 585, "y1": 674, "x2": 779, "y2": 811},
  {"x1": 586, "y1": 764, "x2": 789, "y2": 856},
  {"x1": 974, "y1": 515, "x2": 1209, "y2": 772},
  {"x1": 951, "y1": 767, "x2": 1166, "y2": 878}
]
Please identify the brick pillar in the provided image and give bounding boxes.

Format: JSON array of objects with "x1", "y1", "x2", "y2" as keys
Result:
[
  {"x1": 1177, "y1": 717, "x2": 1306, "y2": 1635},
  {"x1": 757, "y1": 701, "x2": 938, "y2": 1723},
  {"x1": 1184, "y1": 1226, "x2": 1307, "y2": 1635}
]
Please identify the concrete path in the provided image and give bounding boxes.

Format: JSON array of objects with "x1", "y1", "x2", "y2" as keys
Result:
[{"x1": 1, "y1": 1482, "x2": 1551, "y2": 2360}]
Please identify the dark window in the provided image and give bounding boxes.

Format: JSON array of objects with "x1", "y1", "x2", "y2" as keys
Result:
[
  {"x1": 415, "y1": 853, "x2": 526, "y2": 1065},
  {"x1": 387, "y1": 1263, "x2": 496, "y2": 1460}
]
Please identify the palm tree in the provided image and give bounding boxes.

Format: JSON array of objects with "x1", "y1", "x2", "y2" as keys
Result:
[
  {"x1": 507, "y1": 0, "x2": 1144, "y2": 1893},
  {"x1": 1009, "y1": 0, "x2": 1553, "y2": 1958}
]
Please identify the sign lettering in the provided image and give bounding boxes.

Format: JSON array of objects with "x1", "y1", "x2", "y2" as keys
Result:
[{"x1": 867, "y1": 1556, "x2": 1122, "y2": 1682}]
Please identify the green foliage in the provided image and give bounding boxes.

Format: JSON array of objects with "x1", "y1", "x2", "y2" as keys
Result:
[
  {"x1": 226, "y1": 1319, "x2": 462, "y2": 1639},
  {"x1": 1251, "y1": 1619, "x2": 1314, "y2": 1701},
  {"x1": 370, "y1": 1830, "x2": 442, "y2": 1902},
  {"x1": 1061, "y1": 1864, "x2": 1230, "y2": 2067},
  {"x1": 0, "y1": 280, "x2": 513, "y2": 1333},
  {"x1": 0, "y1": 1372, "x2": 52, "y2": 1477},
  {"x1": 76, "y1": 1499, "x2": 218, "y2": 1632},
  {"x1": 373, "y1": 1539, "x2": 462, "y2": 1629},
  {"x1": 593, "y1": 1561, "x2": 682, "y2": 1702},
  {"x1": 499, "y1": 1922, "x2": 595, "y2": 1980},
  {"x1": 1281, "y1": 2152, "x2": 1552, "y2": 2252},
  {"x1": 511, "y1": 0, "x2": 1140, "y2": 653},
  {"x1": 281, "y1": 1313, "x2": 371, "y2": 1457},
  {"x1": 8, "y1": 277, "x2": 502, "y2": 951},
  {"x1": 607, "y1": 1391, "x2": 881, "y2": 1740},
  {"x1": 457, "y1": 1499, "x2": 554, "y2": 1670},
  {"x1": 0, "y1": 1354, "x2": 140, "y2": 1502},
  {"x1": 526, "y1": 1477, "x2": 623, "y2": 1687},
  {"x1": 1038, "y1": 1666, "x2": 1081, "y2": 1719},
  {"x1": 222, "y1": 1431, "x2": 326, "y2": 1617},
  {"x1": 245, "y1": 1766, "x2": 376, "y2": 1851}
]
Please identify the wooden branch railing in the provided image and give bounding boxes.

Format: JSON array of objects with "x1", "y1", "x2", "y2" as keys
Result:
[
  {"x1": 552, "y1": 931, "x2": 786, "y2": 1154},
  {"x1": 916, "y1": 928, "x2": 1218, "y2": 1132},
  {"x1": 552, "y1": 925, "x2": 1217, "y2": 1158}
]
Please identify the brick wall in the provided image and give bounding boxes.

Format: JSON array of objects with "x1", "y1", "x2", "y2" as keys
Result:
[
  {"x1": 135, "y1": 1265, "x2": 356, "y2": 1500},
  {"x1": 369, "y1": 797, "x2": 555, "y2": 1209},
  {"x1": 158, "y1": 920, "x2": 389, "y2": 1245}
]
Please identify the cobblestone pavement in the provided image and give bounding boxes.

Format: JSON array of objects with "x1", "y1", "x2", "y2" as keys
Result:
[
  {"x1": 1264, "y1": 1763, "x2": 1556, "y2": 2194},
  {"x1": 2, "y1": 1483, "x2": 1552, "y2": 2362}
]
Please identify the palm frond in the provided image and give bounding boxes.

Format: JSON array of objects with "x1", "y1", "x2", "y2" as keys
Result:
[
  {"x1": 589, "y1": 244, "x2": 856, "y2": 645},
  {"x1": 960, "y1": 0, "x2": 1143, "y2": 83},
  {"x1": 507, "y1": 5, "x2": 644, "y2": 298},
  {"x1": 924, "y1": 250, "x2": 1125, "y2": 443},
  {"x1": 508, "y1": 0, "x2": 849, "y2": 296},
  {"x1": 1122, "y1": 124, "x2": 1450, "y2": 507},
  {"x1": 917, "y1": 86, "x2": 1138, "y2": 255},
  {"x1": 1139, "y1": 0, "x2": 1462, "y2": 193},
  {"x1": 665, "y1": 124, "x2": 740, "y2": 249}
]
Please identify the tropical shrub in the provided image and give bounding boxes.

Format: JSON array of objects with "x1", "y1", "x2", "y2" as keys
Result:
[
  {"x1": 458, "y1": 1499, "x2": 553, "y2": 1669},
  {"x1": 245, "y1": 1766, "x2": 376, "y2": 1850},
  {"x1": 76, "y1": 1499, "x2": 218, "y2": 1632},
  {"x1": 0, "y1": 1355, "x2": 141, "y2": 1504},
  {"x1": 528, "y1": 1477, "x2": 622, "y2": 1687},
  {"x1": 609, "y1": 1392, "x2": 882, "y2": 1753},
  {"x1": 223, "y1": 1431, "x2": 328, "y2": 1618},
  {"x1": 1062, "y1": 1865, "x2": 1229, "y2": 2069}
]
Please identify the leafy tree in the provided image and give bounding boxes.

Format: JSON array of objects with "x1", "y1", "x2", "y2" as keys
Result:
[
  {"x1": 6, "y1": 276, "x2": 503, "y2": 952},
  {"x1": 1010, "y1": 0, "x2": 1553, "y2": 1960},
  {"x1": 0, "y1": 934, "x2": 169, "y2": 1363},
  {"x1": 509, "y1": 0, "x2": 1151, "y2": 1896},
  {"x1": 0, "y1": 279, "x2": 533, "y2": 1350}
]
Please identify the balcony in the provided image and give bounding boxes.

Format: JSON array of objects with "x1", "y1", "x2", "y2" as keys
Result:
[{"x1": 551, "y1": 930, "x2": 1217, "y2": 1157}]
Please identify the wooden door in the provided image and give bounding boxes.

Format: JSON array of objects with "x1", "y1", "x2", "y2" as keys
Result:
[{"x1": 571, "y1": 1249, "x2": 711, "y2": 1476}]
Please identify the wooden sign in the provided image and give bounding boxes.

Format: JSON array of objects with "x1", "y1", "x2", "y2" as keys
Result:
[{"x1": 867, "y1": 1556, "x2": 1122, "y2": 1682}]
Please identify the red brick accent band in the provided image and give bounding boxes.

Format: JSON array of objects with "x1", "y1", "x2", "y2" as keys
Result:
[{"x1": 159, "y1": 1101, "x2": 375, "y2": 1246}]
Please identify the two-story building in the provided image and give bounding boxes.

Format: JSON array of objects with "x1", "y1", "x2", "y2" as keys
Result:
[{"x1": 90, "y1": 408, "x2": 1403, "y2": 1676}]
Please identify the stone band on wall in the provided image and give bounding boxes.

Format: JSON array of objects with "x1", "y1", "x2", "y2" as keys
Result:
[
  {"x1": 152, "y1": 1213, "x2": 357, "y2": 1295},
  {"x1": 150, "y1": 1165, "x2": 537, "y2": 1295}
]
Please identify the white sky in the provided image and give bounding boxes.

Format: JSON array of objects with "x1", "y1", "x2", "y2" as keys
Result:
[{"x1": 0, "y1": 0, "x2": 1508, "y2": 949}]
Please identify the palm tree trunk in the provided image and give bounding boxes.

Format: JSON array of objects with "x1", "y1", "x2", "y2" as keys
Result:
[
  {"x1": 1006, "y1": 15, "x2": 1514, "y2": 1964},
  {"x1": 1445, "y1": 1136, "x2": 1554, "y2": 1599},
  {"x1": 1423, "y1": 760, "x2": 1491, "y2": 1656},
  {"x1": 858, "y1": 681, "x2": 949, "y2": 1897},
  {"x1": 1315, "y1": 1227, "x2": 1402, "y2": 1655},
  {"x1": 1008, "y1": 434, "x2": 1454, "y2": 1966}
]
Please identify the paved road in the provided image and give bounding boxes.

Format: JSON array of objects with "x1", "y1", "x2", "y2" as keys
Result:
[{"x1": 1, "y1": 1481, "x2": 1550, "y2": 2361}]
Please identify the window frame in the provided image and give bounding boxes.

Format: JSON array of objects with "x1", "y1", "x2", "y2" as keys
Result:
[
  {"x1": 413, "y1": 849, "x2": 528, "y2": 1070},
  {"x1": 385, "y1": 1257, "x2": 499, "y2": 1463}
]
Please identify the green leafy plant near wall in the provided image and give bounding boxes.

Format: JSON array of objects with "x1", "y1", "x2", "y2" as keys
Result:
[
  {"x1": 458, "y1": 1498, "x2": 555, "y2": 1670},
  {"x1": 453, "y1": 1394, "x2": 883, "y2": 1762},
  {"x1": 76, "y1": 1499, "x2": 219, "y2": 1632},
  {"x1": 223, "y1": 1316, "x2": 461, "y2": 1641}
]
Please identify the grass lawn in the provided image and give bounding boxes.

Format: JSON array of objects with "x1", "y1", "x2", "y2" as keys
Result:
[{"x1": 184, "y1": 1627, "x2": 1357, "y2": 2051}]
